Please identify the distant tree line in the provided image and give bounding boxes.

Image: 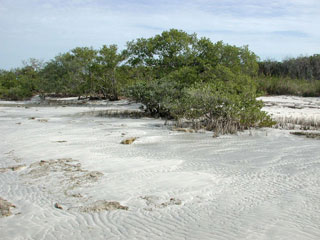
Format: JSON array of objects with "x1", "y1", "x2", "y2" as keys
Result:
[
  {"x1": 257, "y1": 55, "x2": 320, "y2": 96},
  {"x1": 0, "y1": 45, "x2": 134, "y2": 101},
  {"x1": 259, "y1": 55, "x2": 320, "y2": 80}
]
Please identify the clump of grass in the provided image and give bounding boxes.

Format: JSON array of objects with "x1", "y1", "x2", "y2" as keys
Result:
[{"x1": 290, "y1": 131, "x2": 320, "y2": 139}]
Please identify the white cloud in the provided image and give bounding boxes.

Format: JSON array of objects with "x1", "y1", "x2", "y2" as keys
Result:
[{"x1": 0, "y1": 0, "x2": 319, "y2": 69}]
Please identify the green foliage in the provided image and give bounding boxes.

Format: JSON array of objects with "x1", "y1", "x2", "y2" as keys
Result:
[
  {"x1": 126, "y1": 74, "x2": 274, "y2": 134},
  {"x1": 257, "y1": 76, "x2": 320, "y2": 97},
  {"x1": 93, "y1": 45, "x2": 127, "y2": 100},
  {"x1": 0, "y1": 63, "x2": 40, "y2": 100},
  {"x1": 0, "y1": 86, "x2": 32, "y2": 100},
  {"x1": 257, "y1": 54, "x2": 320, "y2": 97},
  {"x1": 259, "y1": 54, "x2": 320, "y2": 80},
  {"x1": 193, "y1": 39, "x2": 259, "y2": 77},
  {"x1": 126, "y1": 30, "x2": 259, "y2": 78},
  {"x1": 39, "y1": 56, "x2": 69, "y2": 96},
  {"x1": 125, "y1": 79, "x2": 183, "y2": 118},
  {"x1": 70, "y1": 47, "x2": 97, "y2": 96},
  {"x1": 174, "y1": 82, "x2": 272, "y2": 133},
  {"x1": 125, "y1": 29, "x2": 273, "y2": 134},
  {"x1": 126, "y1": 29, "x2": 197, "y2": 78},
  {"x1": 166, "y1": 66, "x2": 199, "y2": 87},
  {"x1": 38, "y1": 45, "x2": 127, "y2": 99},
  {"x1": 170, "y1": 76, "x2": 274, "y2": 133}
]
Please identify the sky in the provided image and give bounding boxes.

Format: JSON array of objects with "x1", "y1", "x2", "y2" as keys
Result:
[{"x1": 0, "y1": 0, "x2": 319, "y2": 69}]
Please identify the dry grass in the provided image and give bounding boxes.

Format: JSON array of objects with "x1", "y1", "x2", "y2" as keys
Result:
[
  {"x1": 272, "y1": 116, "x2": 320, "y2": 130},
  {"x1": 174, "y1": 118, "x2": 244, "y2": 137},
  {"x1": 76, "y1": 109, "x2": 148, "y2": 119}
]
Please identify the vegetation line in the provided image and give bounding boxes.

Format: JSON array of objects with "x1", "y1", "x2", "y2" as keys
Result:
[{"x1": 1, "y1": 29, "x2": 319, "y2": 134}]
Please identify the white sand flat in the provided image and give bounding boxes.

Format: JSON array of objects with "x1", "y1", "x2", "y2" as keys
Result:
[
  {"x1": 0, "y1": 97, "x2": 320, "y2": 239},
  {"x1": 258, "y1": 95, "x2": 320, "y2": 128}
]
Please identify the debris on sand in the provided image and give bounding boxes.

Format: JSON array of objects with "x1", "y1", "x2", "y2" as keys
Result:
[
  {"x1": 161, "y1": 198, "x2": 182, "y2": 207},
  {"x1": 0, "y1": 164, "x2": 26, "y2": 173},
  {"x1": 54, "y1": 203, "x2": 63, "y2": 210},
  {"x1": 172, "y1": 127, "x2": 195, "y2": 133},
  {"x1": 37, "y1": 119, "x2": 48, "y2": 122},
  {"x1": 79, "y1": 200, "x2": 128, "y2": 212},
  {"x1": 141, "y1": 196, "x2": 182, "y2": 210},
  {"x1": 0, "y1": 197, "x2": 16, "y2": 217},
  {"x1": 121, "y1": 137, "x2": 137, "y2": 144},
  {"x1": 70, "y1": 193, "x2": 82, "y2": 198},
  {"x1": 290, "y1": 131, "x2": 320, "y2": 139}
]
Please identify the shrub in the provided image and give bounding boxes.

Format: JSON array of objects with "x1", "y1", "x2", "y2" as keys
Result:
[
  {"x1": 125, "y1": 79, "x2": 183, "y2": 118},
  {"x1": 126, "y1": 74, "x2": 275, "y2": 134},
  {"x1": 170, "y1": 80, "x2": 274, "y2": 134},
  {"x1": 0, "y1": 86, "x2": 33, "y2": 100}
]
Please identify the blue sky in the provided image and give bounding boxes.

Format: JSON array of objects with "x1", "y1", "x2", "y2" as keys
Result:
[{"x1": 1, "y1": 0, "x2": 319, "y2": 69}]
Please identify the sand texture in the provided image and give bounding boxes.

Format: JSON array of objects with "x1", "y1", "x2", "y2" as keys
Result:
[
  {"x1": 1, "y1": 97, "x2": 320, "y2": 239},
  {"x1": 258, "y1": 95, "x2": 320, "y2": 129}
]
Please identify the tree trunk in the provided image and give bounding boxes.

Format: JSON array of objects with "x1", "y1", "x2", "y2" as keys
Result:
[{"x1": 111, "y1": 68, "x2": 118, "y2": 100}]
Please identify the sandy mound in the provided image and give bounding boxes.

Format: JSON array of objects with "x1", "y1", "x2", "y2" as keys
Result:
[
  {"x1": 23, "y1": 158, "x2": 104, "y2": 201},
  {"x1": 141, "y1": 196, "x2": 182, "y2": 211},
  {"x1": 79, "y1": 200, "x2": 128, "y2": 212}
]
